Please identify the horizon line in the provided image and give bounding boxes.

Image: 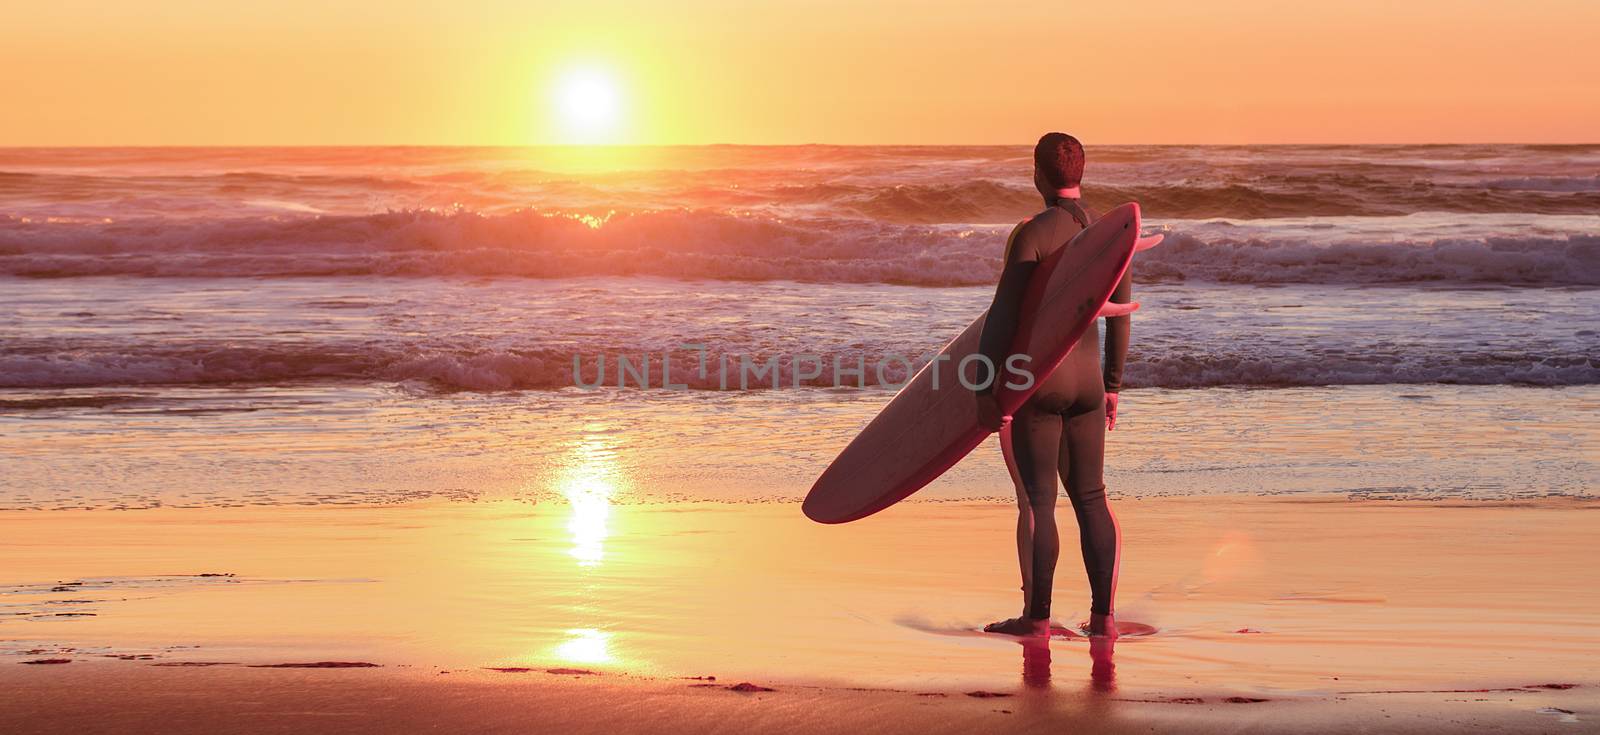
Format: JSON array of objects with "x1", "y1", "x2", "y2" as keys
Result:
[{"x1": 2, "y1": 141, "x2": 1598, "y2": 149}]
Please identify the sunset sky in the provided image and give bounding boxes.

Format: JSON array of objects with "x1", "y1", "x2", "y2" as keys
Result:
[{"x1": 3, "y1": 0, "x2": 1596, "y2": 145}]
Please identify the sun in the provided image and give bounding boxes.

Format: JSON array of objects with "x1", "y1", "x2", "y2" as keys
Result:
[{"x1": 552, "y1": 67, "x2": 623, "y2": 143}]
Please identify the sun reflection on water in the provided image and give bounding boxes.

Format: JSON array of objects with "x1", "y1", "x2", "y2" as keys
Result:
[
  {"x1": 556, "y1": 432, "x2": 622, "y2": 567},
  {"x1": 541, "y1": 429, "x2": 630, "y2": 669},
  {"x1": 553, "y1": 628, "x2": 614, "y2": 665},
  {"x1": 564, "y1": 475, "x2": 612, "y2": 566}
]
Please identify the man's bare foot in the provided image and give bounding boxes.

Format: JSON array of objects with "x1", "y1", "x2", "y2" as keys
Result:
[
  {"x1": 983, "y1": 617, "x2": 1050, "y2": 636},
  {"x1": 1086, "y1": 612, "x2": 1118, "y2": 638}
]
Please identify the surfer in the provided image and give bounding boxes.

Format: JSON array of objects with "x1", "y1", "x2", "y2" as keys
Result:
[{"x1": 975, "y1": 132, "x2": 1130, "y2": 638}]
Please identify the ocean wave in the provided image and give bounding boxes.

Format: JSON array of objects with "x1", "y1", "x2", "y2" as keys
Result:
[
  {"x1": 0, "y1": 210, "x2": 997, "y2": 285},
  {"x1": 760, "y1": 180, "x2": 1034, "y2": 223},
  {"x1": 0, "y1": 346, "x2": 909, "y2": 392},
  {"x1": 1098, "y1": 180, "x2": 1600, "y2": 219},
  {"x1": 1128, "y1": 352, "x2": 1598, "y2": 389},
  {"x1": 2, "y1": 343, "x2": 1593, "y2": 393},
  {"x1": 2, "y1": 209, "x2": 1597, "y2": 286},
  {"x1": 739, "y1": 176, "x2": 1600, "y2": 221},
  {"x1": 7, "y1": 164, "x2": 1600, "y2": 224},
  {"x1": 1137, "y1": 230, "x2": 1600, "y2": 286},
  {"x1": 1480, "y1": 175, "x2": 1600, "y2": 193}
]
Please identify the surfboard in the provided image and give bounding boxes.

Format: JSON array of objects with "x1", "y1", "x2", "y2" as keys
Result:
[{"x1": 803, "y1": 202, "x2": 1157, "y2": 524}]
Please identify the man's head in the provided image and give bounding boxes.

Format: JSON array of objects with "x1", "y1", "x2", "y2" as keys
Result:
[{"x1": 1033, "y1": 132, "x2": 1085, "y2": 199}]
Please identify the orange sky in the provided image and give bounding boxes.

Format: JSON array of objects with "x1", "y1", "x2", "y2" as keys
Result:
[{"x1": 2, "y1": 0, "x2": 1596, "y2": 145}]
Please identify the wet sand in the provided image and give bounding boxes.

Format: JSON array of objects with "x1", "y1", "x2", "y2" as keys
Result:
[
  {"x1": 2, "y1": 662, "x2": 1590, "y2": 735},
  {"x1": 3, "y1": 496, "x2": 1598, "y2": 732}
]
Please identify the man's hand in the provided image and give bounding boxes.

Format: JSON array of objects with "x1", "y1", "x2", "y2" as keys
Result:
[
  {"x1": 976, "y1": 391, "x2": 1008, "y2": 432},
  {"x1": 1097, "y1": 300, "x2": 1139, "y2": 319},
  {"x1": 1105, "y1": 392, "x2": 1120, "y2": 431}
]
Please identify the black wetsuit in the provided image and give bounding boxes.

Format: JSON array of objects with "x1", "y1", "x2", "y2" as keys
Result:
[{"x1": 977, "y1": 199, "x2": 1130, "y2": 620}]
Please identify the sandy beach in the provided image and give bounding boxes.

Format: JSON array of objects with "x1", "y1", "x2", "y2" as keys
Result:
[{"x1": 4, "y1": 496, "x2": 1596, "y2": 732}]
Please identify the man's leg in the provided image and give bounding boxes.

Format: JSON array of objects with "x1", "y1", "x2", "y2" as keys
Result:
[
  {"x1": 998, "y1": 422, "x2": 1033, "y2": 616},
  {"x1": 1062, "y1": 402, "x2": 1120, "y2": 635},
  {"x1": 986, "y1": 403, "x2": 1063, "y2": 634}
]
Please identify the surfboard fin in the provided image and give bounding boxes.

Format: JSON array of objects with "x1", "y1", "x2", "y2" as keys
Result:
[{"x1": 1134, "y1": 234, "x2": 1165, "y2": 252}]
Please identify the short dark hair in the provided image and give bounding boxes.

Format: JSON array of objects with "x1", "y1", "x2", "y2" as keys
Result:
[{"x1": 1034, "y1": 132, "x2": 1085, "y2": 189}]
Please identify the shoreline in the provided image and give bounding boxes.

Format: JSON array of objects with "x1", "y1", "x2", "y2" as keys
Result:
[{"x1": 2, "y1": 658, "x2": 1591, "y2": 735}]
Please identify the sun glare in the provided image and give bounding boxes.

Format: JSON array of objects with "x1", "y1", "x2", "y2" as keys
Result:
[
  {"x1": 555, "y1": 433, "x2": 620, "y2": 567},
  {"x1": 552, "y1": 67, "x2": 623, "y2": 143},
  {"x1": 553, "y1": 628, "x2": 614, "y2": 665}
]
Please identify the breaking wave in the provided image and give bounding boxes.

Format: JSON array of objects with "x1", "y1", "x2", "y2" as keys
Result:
[
  {"x1": 3, "y1": 342, "x2": 1594, "y2": 393},
  {"x1": 2, "y1": 209, "x2": 1596, "y2": 286}
]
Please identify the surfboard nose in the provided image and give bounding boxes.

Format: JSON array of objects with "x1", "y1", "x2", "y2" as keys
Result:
[
  {"x1": 802, "y1": 466, "x2": 840, "y2": 522},
  {"x1": 801, "y1": 498, "x2": 830, "y2": 523}
]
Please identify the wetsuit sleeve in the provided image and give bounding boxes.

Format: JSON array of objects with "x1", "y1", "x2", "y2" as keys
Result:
[
  {"x1": 1102, "y1": 267, "x2": 1132, "y2": 393},
  {"x1": 977, "y1": 221, "x2": 1040, "y2": 394}
]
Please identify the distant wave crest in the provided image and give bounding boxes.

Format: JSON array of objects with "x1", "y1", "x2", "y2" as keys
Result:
[
  {"x1": 3, "y1": 210, "x2": 1596, "y2": 286},
  {"x1": 8, "y1": 166, "x2": 1600, "y2": 222}
]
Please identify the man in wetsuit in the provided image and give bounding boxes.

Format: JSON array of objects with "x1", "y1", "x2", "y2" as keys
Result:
[{"x1": 974, "y1": 132, "x2": 1130, "y2": 638}]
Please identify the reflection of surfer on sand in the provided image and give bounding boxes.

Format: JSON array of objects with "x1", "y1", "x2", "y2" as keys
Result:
[{"x1": 976, "y1": 133, "x2": 1130, "y2": 638}]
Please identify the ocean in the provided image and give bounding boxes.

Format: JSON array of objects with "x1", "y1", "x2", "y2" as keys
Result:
[{"x1": 2, "y1": 145, "x2": 1596, "y2": 509}]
